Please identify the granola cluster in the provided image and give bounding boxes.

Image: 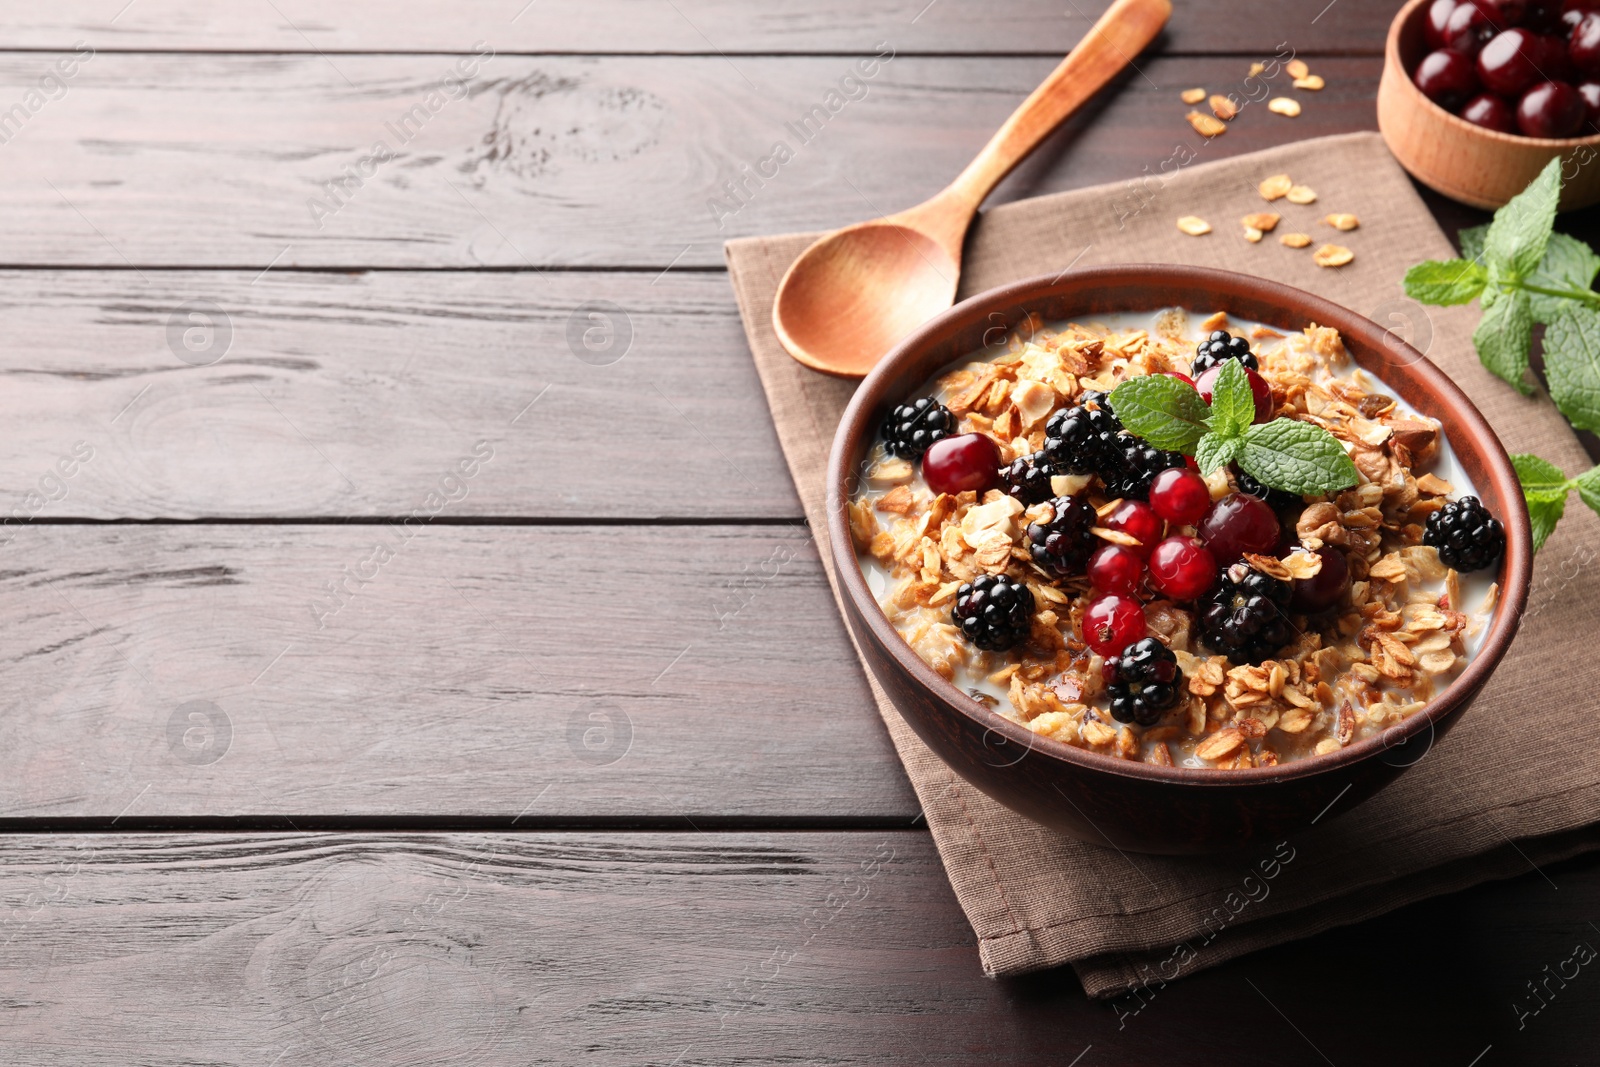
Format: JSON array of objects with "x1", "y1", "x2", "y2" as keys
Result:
[{"x1": 849, "y1": 310, "x2": 1495, "y2": 769}]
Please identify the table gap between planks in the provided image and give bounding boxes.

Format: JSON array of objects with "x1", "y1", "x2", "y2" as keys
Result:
[{"x1": 1, "y1": 3, "x2": 1597, "y2": 1063}]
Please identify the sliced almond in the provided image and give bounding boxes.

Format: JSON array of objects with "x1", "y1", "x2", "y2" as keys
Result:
[
  {"x1": 1285, "y1": 184, "x2": 1318, "y2": 204},
  {"x1": 1313, "y1": 243, "x2": 1355, "y2": 268},
  {"x1": 1243, "y1": 225, "x2": 1264, "y2": 243},
  {"x1": 1050, "y1": 473, "x2": 1092, "y2": 497},
  {"x1": 1180, "y1": 87, "x2": 1207, "y2": 104},
  {"x1": 1286, "y1": 59, "x2": 1310, "y2": 79},
  {"x1": 1293, "y1": 74, "x2": 1325, "y2": 90},
  {"x1": 1258, "y1": 174, "x2": 1293, "y2": 201},
  {"x1": 1092, "y1": 526, "x2": 1144, "y2": 548},
  {"x1": 1242, "y1": 211, "x2": 1281, "y2": 232},
  {"x1": 1280, "y1": 232, "x2": 1312, "y2": 248},
  {"x1": 1186, "y1": 110, "x2": 1228, "y2": 137},
  {"x1": 1209, "y1": 94, "x2": 1239, "y2": 120},
  {"x1": 1176, "y1": 215, "x2": 1212, "y2": 236},
  {"x1": 1324, "y1": 212, "x2": 1359, "y2": 231},
  {"x1": 1268, "y1": 97, "x2": 1302, "y2": 117}
]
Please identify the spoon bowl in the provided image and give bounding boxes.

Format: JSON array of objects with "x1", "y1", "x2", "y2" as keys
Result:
[{"x1": 771, "y1": 0, "x2": 1171, "y2": 378}]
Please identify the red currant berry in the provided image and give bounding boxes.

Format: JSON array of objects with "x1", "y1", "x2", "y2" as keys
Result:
[
  {"x1": 1415, "y1": 48, "x2": 1483, "y2": 109},
  {"x1": 1198, "y1": 492, "x2": 1281, "y2": 562},
  {"x1": 1478, "y1": 28, "x2": 1547, "y2": 95},
  {"x1": 1460, "y1": 91, "x2": 1519, "y2": 129},
  {"x1": 922, "y1": 433, "x2": 1001, "y2": 496},
  {"x1": 1148, "y1": 468, "x2": 1211, "y2": 526},
  {"x1": 1087, "y1": 544, "x2": 1145, "y2": 595},
  {"x1": 1158, "y1": 369, "x2": 1196, "y2": 388},
  {"x1": 1195, "y1": 364, "x2": 1274, "y2": 423},
  {"x1": 1289, "y1": 546, "x2": 1351, "y2": 613},
  {"x1": 1082, "y1": 593, "x2": 1147, "y2": 658},
  {"x1": 1426, "y1": 0, "x2": 1460, "y2": 47},
  {"x1": 1103, "y1": 499, "x2": 1164, "y2": 557},
  {"x1": 1147, "y1": 535, "x2": 1219, "y2": 601},
  {"x1": 1518, "y1": 79, "x2": 1587, "y2": 135}
]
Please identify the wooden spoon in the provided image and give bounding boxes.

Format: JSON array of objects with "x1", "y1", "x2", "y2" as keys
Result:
[{"x1": 772, "y1": 0, "x2": 1171, "y2": 378}]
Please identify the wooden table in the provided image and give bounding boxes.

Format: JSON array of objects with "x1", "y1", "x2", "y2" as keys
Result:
[{"x1": 1, "y1": 3, "x2": 1595, "y2": 1062}]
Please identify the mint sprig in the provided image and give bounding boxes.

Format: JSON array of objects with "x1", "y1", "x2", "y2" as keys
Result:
[
  {"x1": 1404, "y1": 155, "x2": 1600, "y2": 553},
  {"x1": 1110, "y1": 362, "x2": 1358, "y2": 497}
]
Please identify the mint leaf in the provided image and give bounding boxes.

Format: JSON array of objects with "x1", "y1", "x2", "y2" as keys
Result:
[
  {"x1": 1526, "y1": 232, "x2": 1600, "y2": 323},
  {"x1": 1205, "y1": 359, "x2": 1256, "y2": 440},
  {"x1": 1459, "y1": 224, "x2": 1487, "y2": 264},
  {"x1": 1483, "y1": 156, "x2": 1561, "y2": 283},
  {"x1": 1195, "y1": 431, "x2": 1243, "y2": 476},
  {"x1": 1526, "y1": 491, "x2": 1567, "y2": 552},
  {"x1": 1543, "y1": 307, "x2": 1600, "y2": 430},
  {"x1": 1236, "y1": 419, "x2": 1358, "y2": 495},
  {"x1": 1403, "y1": 259, "x2": 1487, "y2": 306},
  {"x1": 1473, "y1": 287, "x2": 1534, "y2": 394},
  {"x1": 1108, "y1": 374, "x2": 1210, "y2": 453},
  {"x1": 1574, "y1": 463, "x2": 1600, "y2": 516},
  {"x1": 1514, "y1": 453, "x2": 1575, "y2": 552}
]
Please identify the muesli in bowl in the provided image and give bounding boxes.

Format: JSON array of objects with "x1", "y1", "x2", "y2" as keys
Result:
[{"x1": 848, "y1": 307, "x2": 1507, "y2": 770}]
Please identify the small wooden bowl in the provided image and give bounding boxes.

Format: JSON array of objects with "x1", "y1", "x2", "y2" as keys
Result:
[
  {"x1": 827, "y1": 266, "x2": 1532, "y2": 854},
  {"x1": 1378, "y1": 0, "x2": 1600, "y2": 211}
]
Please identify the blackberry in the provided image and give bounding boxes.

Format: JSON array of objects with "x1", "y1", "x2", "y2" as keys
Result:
[
  {"x1": 1080, "y1": 389, "x2": 1114, "y2": 415},
  {"x1": 1104, "y1": 436, "x2": 1187, "y2": 500},
  {"x1": 952, "y1": 574, "x2": 1035, "y2": 651},
  {"x1": 1423, "y1": 495, "x2": 1505, "y2": 572},
  {"x1": 1199, "y1": 561, "x2": 1296, "y2": 664},
  {"x1": 1001, "y1": 450, "x2": 1054, "y2": 505},
  {"x1": 883, "y1": 397, "x2": 954, "y2": 460},
  {"x1": 1105, "y1": 637, "x2": 1184, "y2": 726},
  {"x1": 1026, "y1": 494, "x2": 1098, "y2": 576},
  {"x1": 1043, "y1": 400, "x2": 1122, "y2": 476},
  {"x1": 1190, "y1": 330, "x2": 1259, "y2": 378},
  {"x1": 1233, "y1": 466, "x2": 1303, "y2": 514}
]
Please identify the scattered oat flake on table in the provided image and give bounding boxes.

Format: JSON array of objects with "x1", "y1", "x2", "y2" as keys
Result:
[
  {"x1": 1242, "y1": 212, "x2": 1280, "y2": 232},
  {"x1": 1177, "y1": 216, "x2": 1212, "y2": 235},
  {"x1": 1314, "y1": 244, "x2": 1354, "y2": 267},
  {"x1": 1186, "y1": 110, "x2": 1228, "y2": 137},
  {"x1": 1268, "y1": 97, "x2": 1302, "y2": 117},
  {"x1": 1280, "y1": 232, "x2": 1312, "y2": 248},
  {"x1": 1209, "y1": 94, "x2": 1238, "y2": 120},
  {"x1": 1249, "y1": 62, "x2": 1265, "y2": 76},
  {"x1": 1293, "y1": 74, "x2": 1325, "y2": 90},
  {"x1": 1286, "y1": 184, "x2": 1318, "y2": 204},
  {"x1": 1181, "y1": 87, "x2": 1206, "y2": 104},
  {"x1": 1324, "y1": 213, "x2": 1359, "y2": 230},
  {"x1": 1243, "y1": 226, "x2": 1264, "y2": 243},
  {"x1": 1258, "y1": 174, "x2": 1293, "y2": 200},
  {"x1": 1286, "y1": 59, "x2": 1310, "y2": 79}
]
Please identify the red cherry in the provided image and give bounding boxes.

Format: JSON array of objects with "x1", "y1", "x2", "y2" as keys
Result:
[
  {"x1": 1579, "y1": 80, "x2": 1600, "y2": 129},
  {"x1": 1087, "y1": 544, "x2": 1145, "y2": 595},
  {"x1": 1195, "y1": 364, "x2": 1274, "y2": 423},
  {"x1": 1444, "y1": 1, "x2": 1499, "y2": 52},
  {"x1": 1477, "y1": 28, "x2": 1548, "y2": 95},
  {"x1": 1197, "y1": 492, "x2": 1281, "y2": 562},
  {"x1": 1147, "y1": 536, "x2": 1219, "y2": 601},
  {"x1": 1517, "y1": 79, "x2": 1586, "y2": 135},
  {"x1": 1426, "y1": 0, "x2": 1461, "y2": 47},
  {"x1": 1415, "y1": 48, "x2": 1483, "y2": 109},
  {"x1": 922, "y1": 433, "x2": 1001, "y2": 496},
  {"x1": 1524, "y1": 0, "x2": 1565, "y2": 30},
  {"x1": 1148, "y1": 468, "x2": 1211, "y2": 526},
  {"x1": 1103, "y1": 499, "x2": 1164, "y2": 557},
  {"x1": 1082, "y1": 593, "x2": 1147, "y2": 657},
  {"x1": 1479, "y1": 0, "x2": 1529, "y2": 24},
  {"x1": 1289, "y1": 546, "x2": 1351, "y2": 613},
  {"x1": 1461, "y1": 91, "x2": 1520, "y2": 129},
  {"x1": 1158, "y1": 369, "x2": 1196, "y2": 388},
  {"x1": 1571, "y1": 16, "x2": 1600, "y2": 75}
]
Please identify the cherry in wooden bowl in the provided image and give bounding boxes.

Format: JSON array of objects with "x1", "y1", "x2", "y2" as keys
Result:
[
  {"x1": 826, "y1": 266, "x2": 1532, "y2": 854},
  {"x1": 1379, "y1": 0, "x2": 1600, "y2": 210}
]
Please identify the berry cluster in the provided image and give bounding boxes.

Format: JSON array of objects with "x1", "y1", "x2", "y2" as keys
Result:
[
  {"x1": 1414, "y1": 0, "x2": 1600, "y2": 138},
  {"x1": 1423, "y1": 495, "x2": 1506, "y2": 571}
]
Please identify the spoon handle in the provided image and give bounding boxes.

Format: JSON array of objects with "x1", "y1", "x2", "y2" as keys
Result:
[{"x1": 945, "y1": 0, "x2": 1171, "y2": 211}]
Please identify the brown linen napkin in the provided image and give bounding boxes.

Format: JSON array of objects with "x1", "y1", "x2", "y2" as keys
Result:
[{"x1": 726, "y1": 132, "x2": 1600, "y2": 998}]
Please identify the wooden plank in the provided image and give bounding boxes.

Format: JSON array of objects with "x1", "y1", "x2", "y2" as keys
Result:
[
  {"x1": 0, "y1": 830, "x2": 1593, "y2": 1063},
  {"x1": 0, "y1": 1, "x2": 1396, "y2": 56},
  {"x1": 0, "y1": 54, "x2": 1380, "y2": 268},
  {"x1": 0, "y1": 524, "x2": 918, "y2": 821},
  {"x1": 0, "y1": 270, "x2": 801, "y2": 520}
]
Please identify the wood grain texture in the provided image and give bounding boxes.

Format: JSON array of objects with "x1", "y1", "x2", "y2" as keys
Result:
[
  {"x1": 0, "y1": 830, "x2": 1595, "y2": 1064},
  {"x1": 0, "y1": 0, "x2": 1397, "y2": 55},
  {"x1": 0, "y1": 524, "x2": 918, "y2": 821},
  {"x1": 0, "y1": 270, "x2": 801, "y2": 519},
  {"x1": 0, "y1": 53, "x2": 1380, "y2": 268}
]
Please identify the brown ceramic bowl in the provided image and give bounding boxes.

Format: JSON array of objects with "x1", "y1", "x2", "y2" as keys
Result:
[
  {"x1": 827, "y1": 266, "x2": 1531, "y2": 854},
  {"x1": 1378, "y1": 0, "x2": 1600, "y2": 211}
]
